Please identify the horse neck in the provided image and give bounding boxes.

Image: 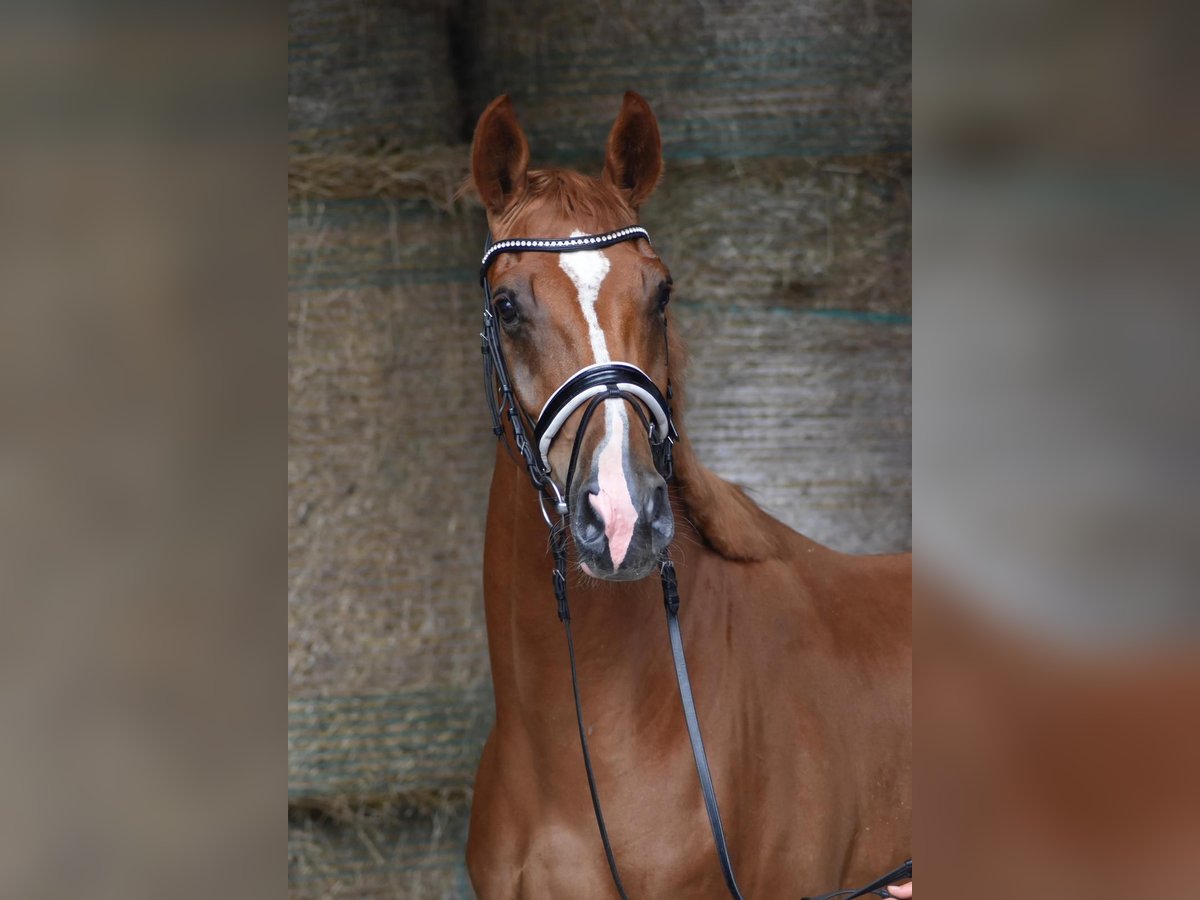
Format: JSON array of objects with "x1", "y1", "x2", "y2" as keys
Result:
[{"x1": 482, "y1": 444, "x2": 680, "y2": 753}]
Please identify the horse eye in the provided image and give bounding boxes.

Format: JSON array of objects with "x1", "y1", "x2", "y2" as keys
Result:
[
  {"x1": 494, "y1": 294, "x2": 519, "y2": 325},
  {"x1": 657, "y1": 281, "x2": 672, "y2": 312}
]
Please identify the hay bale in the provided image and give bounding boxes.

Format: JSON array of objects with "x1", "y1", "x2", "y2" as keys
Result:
[
  {"x1": 289, "y1": 803, "x2": 472, "y2": 898},
  {"x1": 289, "y1": 144, "x2": 470, "y2": 205},
  {"x1": 463, "y1": 0, "x2": 910, "y2": 162},
  {"x1": 644, "y1": 155, "x2": 910, "y2": 316},
  {"x1": 288, "y1": 688, "x2": 492, "y2": 803},
  {"x1": 288, "y1": 196, "x2": 493, "y2": 701},
  {"x1": 679, "y1": 305, "x2": 910, "y2": 555},
  {"x1": 289, "y1": 0, "x2": 460, "y2": 155},
  {"x1": 647, "y1": 160, "x2": 911, "y2": 552}
]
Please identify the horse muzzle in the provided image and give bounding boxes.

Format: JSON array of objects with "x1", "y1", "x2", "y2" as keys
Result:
[{"x1": 571, "y1": 469, "x2": 674, "y2": 581}]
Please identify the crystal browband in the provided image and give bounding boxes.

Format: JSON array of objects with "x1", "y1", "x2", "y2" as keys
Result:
[{"x1": 479, "y1": 226, "x2": 651, "y2": 283}]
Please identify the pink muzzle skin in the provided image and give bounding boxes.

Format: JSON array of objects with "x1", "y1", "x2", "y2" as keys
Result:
[{"x1": 589, "y1": 432, "x2": 638, "y2": 568}]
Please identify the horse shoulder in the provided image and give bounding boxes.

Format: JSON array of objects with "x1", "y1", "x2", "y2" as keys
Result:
[
  {"x1": 693, "y1": 541, "x2": 908, "y2": 892},
  {"x1": 466, "y1": 733, "x2": 527, "y2": 899},
  {"x1": 784, "y1": 537, "x2": 911, "y2": 646},
  {"x1": 777, "y1": 540, "x2": 912, "y2": 880},
  {"x1": 467, "y1": 730, "x2": 628, "y2": 900}
]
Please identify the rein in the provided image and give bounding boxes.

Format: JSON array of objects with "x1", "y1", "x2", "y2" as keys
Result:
[{"x1": 478, "y1": 226, "x2": 909, "y2": 900}]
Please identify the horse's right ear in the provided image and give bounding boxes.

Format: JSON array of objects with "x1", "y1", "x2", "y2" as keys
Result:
[{"x1": 471, "y1": 95, "x2": 530, "y2": 218}]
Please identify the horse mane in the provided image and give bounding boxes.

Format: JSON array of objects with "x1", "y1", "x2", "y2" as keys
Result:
[{"x1": 461, "y1": 167, "x2": 783, "y2": 562}]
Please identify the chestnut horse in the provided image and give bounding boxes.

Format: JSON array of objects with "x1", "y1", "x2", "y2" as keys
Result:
[{"x1": 465, "y1": 93, "x2": 911, "y2": 899}]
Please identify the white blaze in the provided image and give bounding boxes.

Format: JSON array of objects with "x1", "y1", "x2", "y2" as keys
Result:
[{"x1": 558, "y1": 232, "x2": 637, "y2": 568}]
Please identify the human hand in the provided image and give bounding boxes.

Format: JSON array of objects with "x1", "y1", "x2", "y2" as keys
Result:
[{"x1": 887, "y1": 882, "x2": 912, "y2": 898}]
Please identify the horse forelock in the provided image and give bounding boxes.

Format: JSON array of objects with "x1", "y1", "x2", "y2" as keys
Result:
[{"x1": 497, "y1": 169, "x2": 637, "y2": 236}]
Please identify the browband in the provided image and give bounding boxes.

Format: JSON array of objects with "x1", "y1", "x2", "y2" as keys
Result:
[{"x1": 480, "y1": 226, "x2": 650, "y2": 283}]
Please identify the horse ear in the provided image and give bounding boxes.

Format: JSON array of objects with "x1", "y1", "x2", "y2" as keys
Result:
[
  {"x1": 471, "y1": 95, "x2": 531, "y2": 217},
  {"x1": 602, "y1": 92, "x2": 663, "y2": 210}
]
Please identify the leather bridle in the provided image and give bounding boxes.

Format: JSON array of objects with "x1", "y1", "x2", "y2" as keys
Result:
[
  {"x1": 478, "y1": 226, "x2": 910, "y2": 900},
  {"x1": 479, "y1": 226, "x2": 675, "y2": 526}
]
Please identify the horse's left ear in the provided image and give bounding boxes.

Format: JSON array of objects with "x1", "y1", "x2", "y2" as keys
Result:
[{"x1": 602, "y1": 92, "x2": 663, "y2": 210}]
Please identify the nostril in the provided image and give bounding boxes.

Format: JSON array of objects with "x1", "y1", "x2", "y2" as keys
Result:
[
  {"x1": 645, "y1": 483, "x2": 669, "y2": 521},
  {"x1": 575, "y1": 488, "x2": 607, "y2": 550},
  {"x1": 647, "y1": 482, "x2": 674, "y2": 546}
]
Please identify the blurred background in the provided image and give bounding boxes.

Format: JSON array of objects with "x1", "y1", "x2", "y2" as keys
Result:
[
  {"x1": 915, "y1": 2, "x2": 1200, "y2": 897},
  {"x1": 288, "y1": 0, "x2": 911, "y2": 895},
  {"x1": 4, "y1": 0, "x2": 1195, "y2": 897}
]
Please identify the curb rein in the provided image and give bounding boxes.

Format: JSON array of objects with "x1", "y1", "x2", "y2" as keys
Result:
[{"x1": 478, "y1": 227, "x2": 909, "y2": 900}]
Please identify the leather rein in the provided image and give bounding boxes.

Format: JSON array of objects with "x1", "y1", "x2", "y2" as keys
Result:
[{"x1": 478, "y1": 226, "x2": 909, "y2": 900}]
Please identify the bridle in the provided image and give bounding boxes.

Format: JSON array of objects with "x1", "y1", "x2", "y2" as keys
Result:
[
  {"x1": 479, "y1": 226, "x2": 676, "y2": 528},
  {"x1": 478, "y1": 226, "x2": 910, "y2": 900}
]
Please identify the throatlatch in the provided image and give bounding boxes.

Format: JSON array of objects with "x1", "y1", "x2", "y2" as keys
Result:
[{"x1": 477, "y1": 228, "x2": 909, "y2": 900}]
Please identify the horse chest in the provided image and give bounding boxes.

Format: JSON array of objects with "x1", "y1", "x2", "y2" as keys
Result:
[{"x1": 468, "y1": 726, "x2": 733, "y2": 899}]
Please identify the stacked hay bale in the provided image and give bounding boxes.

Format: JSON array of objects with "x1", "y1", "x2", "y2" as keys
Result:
[
  {"x1": 289, "y1": 0, "x2": 909, "y2": 895},
  {"x1": 288, "y1": 181, "x2": 492, "y2": 894},
  {"x1": 460, "y1": 0, "x2": 910, "y2": 162},
  {"x1": 289, "y1": 0, "x2": 460, "y2": 156},
  {"x1": 289, "y1": 1, "x2": 488, "y2": 893},
  {"x1": 644, "y1": 156, "x2": 910, "y2": 553}
]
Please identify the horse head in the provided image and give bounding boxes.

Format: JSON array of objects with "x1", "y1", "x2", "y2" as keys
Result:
[{"x1": 471, "y1": 92, "x2": 675, "y2": 581}]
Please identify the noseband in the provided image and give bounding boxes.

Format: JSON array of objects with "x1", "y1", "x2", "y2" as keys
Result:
[{"x1": 477, "y1": 227, "x2": 909, "y2": 900}]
